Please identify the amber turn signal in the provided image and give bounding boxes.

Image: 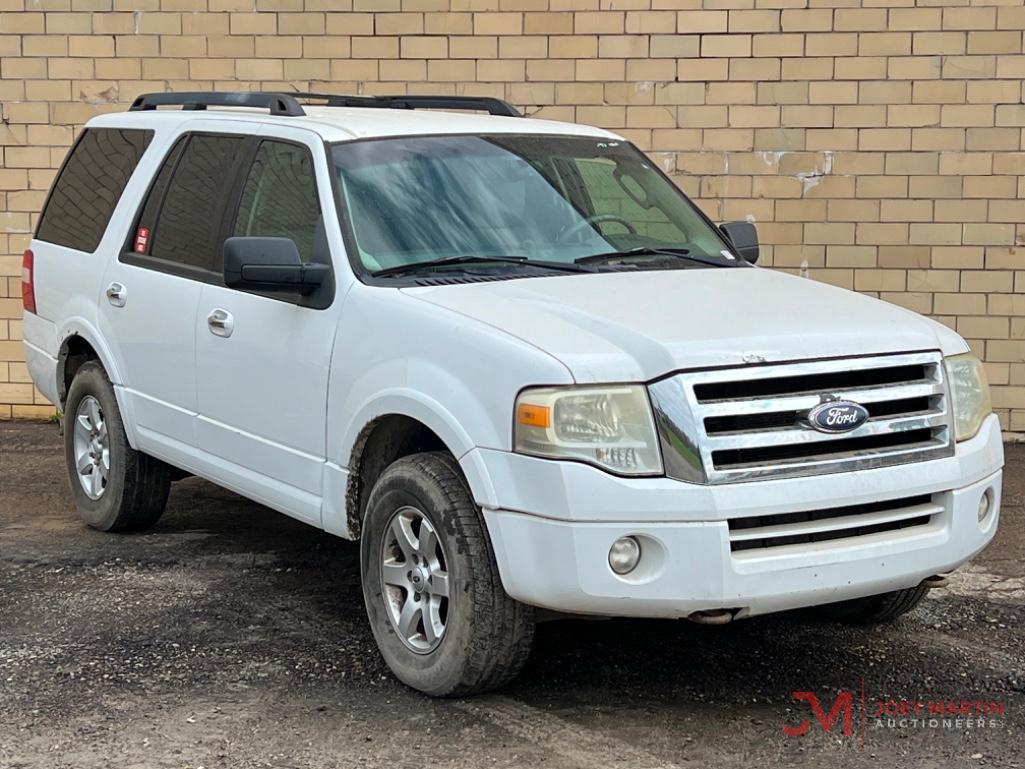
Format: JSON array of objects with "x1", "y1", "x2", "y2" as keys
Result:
[{"x1": 516, "y1": 403, "x2": 550, "y2": 428}]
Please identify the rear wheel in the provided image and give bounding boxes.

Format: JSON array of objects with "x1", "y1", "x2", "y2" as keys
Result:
[
  {"x1": 812, "y1": 585, "x2": 929, "y2": 624},
  {"x1": 361, "y1": 451, "x2": 534, "y2": 696},
  {"x1": 64, "y1": 361, "x2": 172, "y2": 532}
]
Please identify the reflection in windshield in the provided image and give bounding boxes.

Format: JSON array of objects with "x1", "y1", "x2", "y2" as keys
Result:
[{"x1": 332, "y1": 135, "x2": 731, "y2": 274}]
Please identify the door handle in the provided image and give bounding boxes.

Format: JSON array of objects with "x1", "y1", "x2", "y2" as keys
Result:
[
  {"x1": 105, "y1": 282, "x2": 127, "y2": 307},
  {"x1": 207, "y1": 308, "x2": 234, "y2": 338}
]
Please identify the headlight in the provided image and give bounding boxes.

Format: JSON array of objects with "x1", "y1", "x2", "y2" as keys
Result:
[
  {"x1": 945, "y1": 353, "x2": 991, "y2": 442},
  {"x1": 514, "y1": 385, "x2": 663, "y2": 475}
]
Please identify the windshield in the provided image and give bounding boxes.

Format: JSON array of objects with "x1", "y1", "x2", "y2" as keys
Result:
[{"x1": 331, "y1": 135, "x2": 734, "y2": 275}]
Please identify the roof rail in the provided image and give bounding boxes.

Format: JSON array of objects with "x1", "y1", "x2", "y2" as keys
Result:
[
  {"x1": 292, "y1": 92, "x2": 523, "y2": 118},
  {"x1": 129, "y1": 92, "x2": 305, "y2": 117},
  {"x1": 127, "y1": 91, "x2": 523, "y2": 119}
]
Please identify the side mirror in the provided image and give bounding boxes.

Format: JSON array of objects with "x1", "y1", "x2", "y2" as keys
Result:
[
  {"x1": 223, "y1": 237, "x2": 328, "y2": 295},
  {"x1": 719, "y1": 221, "x2": 759, "y2": 264}
]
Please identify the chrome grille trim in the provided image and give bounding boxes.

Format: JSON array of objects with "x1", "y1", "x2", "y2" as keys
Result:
[
  {"x1": 648, "y1": 352, "x2": 954, "y2": 484},
  {"x1": 695, "y1": 380, "x2": 942, "y2": 417}
]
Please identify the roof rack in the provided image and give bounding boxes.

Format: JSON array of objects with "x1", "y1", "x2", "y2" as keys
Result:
[
  {"x1": 129, "y1": 92, "x2": 304, "y2": 116},
  {"x1": 293, "y1": 92, "x2": 522, "y2": 118},
  {"x1": 128, "y1": 91, "x2": 523, "y2": 119}
]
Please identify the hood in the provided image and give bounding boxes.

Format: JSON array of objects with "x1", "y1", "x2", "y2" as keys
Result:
[{"x1": 403, "y1": 268, "x2": 968, "y2": 383}]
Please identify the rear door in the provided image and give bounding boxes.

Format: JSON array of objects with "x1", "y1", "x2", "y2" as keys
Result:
[
  {"x1": 29, "y1": 127, "x2": 153, "y2": 405},
  {"x1": 193, "y1": 126, "x2": 342, "y2": 525},
  {"x1": 99, "y1": 122, "x2": 253, "y2": 452}
]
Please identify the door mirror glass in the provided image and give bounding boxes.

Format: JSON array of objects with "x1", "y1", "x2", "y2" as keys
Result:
[
  {"x1": 719, "y1": 221, "x2": 759, "y2": 264},
  {"x1": 223, "y1": 237, "x2": 328, "y2": 294}
]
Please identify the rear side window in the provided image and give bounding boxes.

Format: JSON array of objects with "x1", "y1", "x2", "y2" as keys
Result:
[
  {"x1": 36, "y1": 128, "x2": 152, "y2": 252},
  {"x1": 136, "y1": 133, "x2": 247, "y2": 273},
  {"x1": 233, "y1": 140, "x2": 321, "y2": 264},
  {"x1": 133, "y1": 136, "x2": 187, "y2": 247}
]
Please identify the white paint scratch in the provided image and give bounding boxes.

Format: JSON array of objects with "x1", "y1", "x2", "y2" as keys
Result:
[
  {"x1": 654, "y1": 152, "x2": 674, "y2": 174},
  {"x1": 795, "y1": 150, "x2": 834, "y2": 194}
]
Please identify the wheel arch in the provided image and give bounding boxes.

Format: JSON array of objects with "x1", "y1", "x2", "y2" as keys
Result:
[
  {"x1": 55, "y1": 319, "x2": 125, "y2": 405},
  {"x1": 344, "y1": 414, "x2": 447, "y2": 539},
  {"x1": 334, "y1": 393, "x2": 496, "y2": 540},
  {"x1": 57, "y1": 334, "x2": 101, "y2": 408},
  {"x1": 55, "y1": 320, "x2": 138, "y2": 448}
]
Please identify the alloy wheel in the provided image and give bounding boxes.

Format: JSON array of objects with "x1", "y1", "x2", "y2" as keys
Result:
[
  {"x1": 380, "y1": 506, "x2": 450, "y2": 653},
  {"x1": 73, "y1": 395, "x2": 109, "y2": 500}
]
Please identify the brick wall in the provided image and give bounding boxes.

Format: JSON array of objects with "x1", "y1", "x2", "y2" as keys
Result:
[{"x1": 1, "y1": 0, "x2": 1023, "y2": 434}]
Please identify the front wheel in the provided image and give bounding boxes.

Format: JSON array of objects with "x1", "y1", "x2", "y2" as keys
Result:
[
  {"x1": 811, "y1": 585, "x2": 929, "y2": 624},
  {"x1": 361, "y1": 452, "x2": 534, "y2": 696}
]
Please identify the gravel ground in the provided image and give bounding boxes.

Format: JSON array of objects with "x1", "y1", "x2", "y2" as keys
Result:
[{"x1": 1, "y1": 419, "x2": 1022, "y2": 769}]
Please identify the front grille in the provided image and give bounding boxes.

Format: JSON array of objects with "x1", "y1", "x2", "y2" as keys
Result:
[
  {"x1": 728, "y1": 494, "x2": 941, "y2": 554},
  {"x1": 649, "y1": 351, "x2": 954, "y2": 483},
  {"x1": 703, "y1": 396, "x2": 935, "y2": 434},
  {"x1": 693, "y1": 363, "x2": 928, "y2": 401},
  {"x1": 711, "y1": 427, "x2": 936, "y2": 469}
]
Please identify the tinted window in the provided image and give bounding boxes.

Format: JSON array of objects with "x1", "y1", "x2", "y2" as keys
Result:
[
  {"x1": 36, "y1": 128, "x2": 152, "y2": 252},
  {"x1": 133, "y1": 136, "x2": 187, "y2": 248},
  {"x1": 142, "y1": 133, "x2": 246, "y2": 272},
  {"x1": 234, "y1": 141, "x2": 321, "y2": 263}
]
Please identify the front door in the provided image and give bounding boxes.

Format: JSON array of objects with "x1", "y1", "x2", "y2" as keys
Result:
[{"x1": 193, "y1": 128, "x2": 342, "y2": 526}]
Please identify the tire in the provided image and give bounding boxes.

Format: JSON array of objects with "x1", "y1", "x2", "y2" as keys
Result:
[
  {"x1": 812, "y1": 585, "x2": 929, "y2": 625},
  {"x1": 64, "y1": 361, "x2": 172, "y2": 532},
  {"x1": 360, "y1": 451, "x2": 534, "y2": 696}
]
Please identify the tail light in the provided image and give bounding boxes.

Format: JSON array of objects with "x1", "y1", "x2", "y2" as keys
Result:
[{"x1": 22, "y1": 249, "x2": 36, "y2": 314}]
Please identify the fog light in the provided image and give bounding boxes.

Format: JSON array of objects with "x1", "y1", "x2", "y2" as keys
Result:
[
  {"x1": 609, "y1": 536, "x2": 641, "y2": 575},
  {"x1": 978, "y1": 489, "x2": 993, "y2": 523}
]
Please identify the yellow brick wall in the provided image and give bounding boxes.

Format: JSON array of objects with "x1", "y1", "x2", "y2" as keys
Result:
[{"x1": 1, "y1": 0, "x2": 1023, "y2": 434}]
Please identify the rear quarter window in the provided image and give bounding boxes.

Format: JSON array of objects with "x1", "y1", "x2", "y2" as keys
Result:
[{"x1": 35, "y1": 128, "x2": 153, "y2": 252}]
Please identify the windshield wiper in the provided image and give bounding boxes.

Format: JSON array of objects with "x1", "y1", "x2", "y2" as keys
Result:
[
  {"x1": 372, "y1": 254, "x2": 592, "y2": 278},
  {"x1": 575, "y1": 246, "x2": 735, "y2": 269}
]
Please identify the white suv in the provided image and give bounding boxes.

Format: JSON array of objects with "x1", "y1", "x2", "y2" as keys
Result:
[{"x1": 22, "y1": 92, "x2": 1003, "y2": 696}]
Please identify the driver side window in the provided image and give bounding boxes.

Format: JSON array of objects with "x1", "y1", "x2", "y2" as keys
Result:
[{"x1": 233, "y1": 140, "x2": 322, "y2": 264}]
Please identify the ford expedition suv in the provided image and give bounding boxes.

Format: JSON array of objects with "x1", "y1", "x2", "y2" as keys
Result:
[{"x1": 22, "y1": 92, "x2": 1003, "y2": 696}]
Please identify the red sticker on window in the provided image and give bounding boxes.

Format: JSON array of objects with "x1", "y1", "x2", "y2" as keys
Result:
[{"x1": 134, "y1": 227, "x2": 149, "y2": 253}]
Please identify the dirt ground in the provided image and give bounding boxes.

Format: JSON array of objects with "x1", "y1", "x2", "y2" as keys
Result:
[{"x1": 1, "y1": 419, "x2": 1022, "y2": 769}]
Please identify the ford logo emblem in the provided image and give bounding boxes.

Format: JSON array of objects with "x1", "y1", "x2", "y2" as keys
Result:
[{"x1": 807, "y1": 400, "x2": 869, "y2": 433}]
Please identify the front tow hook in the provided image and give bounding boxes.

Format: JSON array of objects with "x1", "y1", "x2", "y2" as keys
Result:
[{"x1": 686, "y1": 609, "x2": 737, "y2": 625}]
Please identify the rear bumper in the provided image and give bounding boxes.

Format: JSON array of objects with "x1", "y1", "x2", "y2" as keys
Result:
[
  {"x1": 23, "y1": 342, "x2": 59, "y2": 408},
  {"x1": 22, "y1": 311, "x2": 60, "y2": 408},
  {"x1": 470, "y1": 415, "x2": 1003, "y2": 619}
]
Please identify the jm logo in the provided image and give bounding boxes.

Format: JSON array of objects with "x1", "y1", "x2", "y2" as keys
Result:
[{"x1": 783, "y1": 691, "x2": 855, "y2": 737}]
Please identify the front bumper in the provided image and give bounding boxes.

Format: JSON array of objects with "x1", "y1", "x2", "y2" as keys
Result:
[{"x1": 467, "y1": 414, "x2": 1003, "y2": 619}]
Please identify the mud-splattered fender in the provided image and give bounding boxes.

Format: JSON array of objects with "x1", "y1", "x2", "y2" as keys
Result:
[{"x1": 322, "y1": 284, "x2": 573, "y2": 536}]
